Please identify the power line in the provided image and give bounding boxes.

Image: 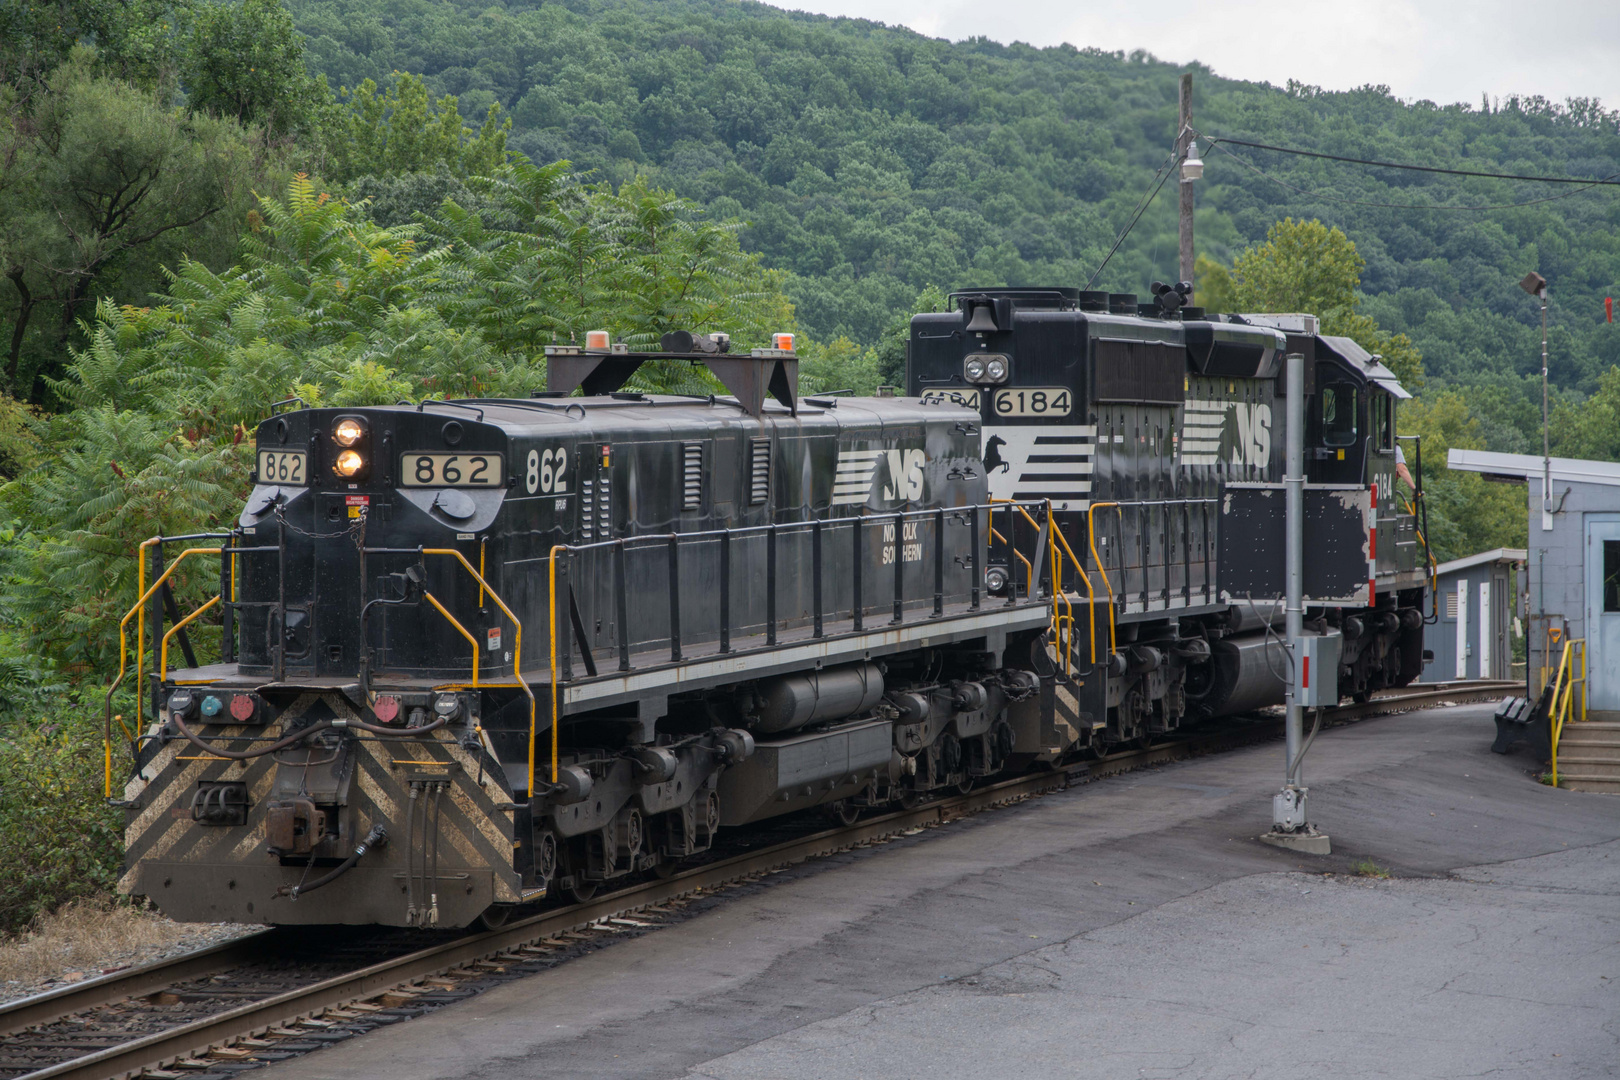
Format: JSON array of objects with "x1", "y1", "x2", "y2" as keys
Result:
[
  {"x1": 1207, "y1": 141, "x2": 1620, "y2": 212},
  {"x1": 1196, "y1": 133, "x2": 1620, "y2": 187},
  {"x1": 1085, "y1": 147, "x2": 1179, "y2": 290}
]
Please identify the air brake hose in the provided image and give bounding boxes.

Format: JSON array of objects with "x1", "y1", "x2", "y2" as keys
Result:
[
  {"x1": 275, "y1": 824, "x2": 388, "y2": 900},
  {"x1": 171, "y1": 712, "x2": 333, "y2": 760}
]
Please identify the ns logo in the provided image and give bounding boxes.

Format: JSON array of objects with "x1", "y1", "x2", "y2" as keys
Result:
[
  {"x1": 1231, "y1": 403, "x2": 1272, "y2": 467},
  {"x1": 882, "y1": 448, "x2": 926, "y2": 500}
]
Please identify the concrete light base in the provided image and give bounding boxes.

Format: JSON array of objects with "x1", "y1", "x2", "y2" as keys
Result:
[{"x1": 1259, "y1": 828, "x2": 1331, "y2": 855}]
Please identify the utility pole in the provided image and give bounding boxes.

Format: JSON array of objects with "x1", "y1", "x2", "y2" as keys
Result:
[
  {"x1": 1519, "y1": 272, "x2": 1550, "y2": 529},
  {"x1": 1178, "y1": 73, "x2": 1194, "y2": 289}
]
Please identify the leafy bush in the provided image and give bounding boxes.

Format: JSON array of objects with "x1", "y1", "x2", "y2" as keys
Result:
[{"x1": 0, "y1": 714, "x2": 123, "y2": 936}]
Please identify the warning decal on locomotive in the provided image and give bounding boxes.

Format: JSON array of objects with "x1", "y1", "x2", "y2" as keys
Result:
[{"x1": 981, "y1": 425, "x2": 1095, "y2": 510}]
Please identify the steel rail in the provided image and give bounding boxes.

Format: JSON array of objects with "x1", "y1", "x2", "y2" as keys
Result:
[{"x1": 4, "y1": 679, "x2": 1518, "y2": 1080}]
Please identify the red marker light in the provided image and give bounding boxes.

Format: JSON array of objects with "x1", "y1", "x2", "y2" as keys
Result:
[
  {"x1": 373, "y1": 695, "x2": 401, "y2": 723},
  {"x1": 229, "y1": 694, "x2": 257, "y2": 721}
]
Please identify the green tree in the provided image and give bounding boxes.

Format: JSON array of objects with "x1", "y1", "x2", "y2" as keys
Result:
[
  {"x1": 0, "y1": 50, "x2": 258, "y2": 398},
  {"x1": 329, "y1": 73, "x2": 509, "y2": 183},
  {"x1": 1226, "y1": 219, "x2": 1424, "y2": 389},
  {"x1": 181, "y1": 0, "x2": 327, "y2": 137},
  {"x1": 1398, "y1": 392, "x2": 1526, "y2": 562}
]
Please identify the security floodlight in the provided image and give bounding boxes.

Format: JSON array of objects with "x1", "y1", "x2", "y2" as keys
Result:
[
  {"x1": 1180, "y1": 139, "x2": 1203, "y2": 183},
  {"x1": 1519, "y1": 271, "x2": 1547, "y2": 298}
]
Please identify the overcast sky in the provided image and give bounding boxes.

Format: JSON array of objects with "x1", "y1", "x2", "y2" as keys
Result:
[{"x1": 779, "y1": 0, "x2": 1619, "y2": 108}]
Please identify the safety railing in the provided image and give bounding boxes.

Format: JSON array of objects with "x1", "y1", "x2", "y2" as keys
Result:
[
  {"x1": 1548, "y1": 637, "x2": 1588, "y2": 787},
  {"x1": 105, "y1": 531, "x2": 543, "y2": 797},
  {"x1": 544, "y1": 503, "x2": 1018, "y2": 688},
  {"x1": 1077, "y1": 497, "x2": 1219, "y2": 617}
]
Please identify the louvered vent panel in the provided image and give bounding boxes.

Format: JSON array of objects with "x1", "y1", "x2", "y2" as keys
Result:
[
  {"x1": 598, "y1": 476, "x2": 611, "y2": 536},
  {"x1": 748, "y1": 438, "x2": 770, "y2": 505},
  {"x1": 580, "y1": 480, "x2": 595, "y2": 541},
  {"x1": 1445, "y1": 590, "x2": 1458, "y2": 620},
  {"x1": 682, "y1": 443, "x2": 703, "y2": 510}
]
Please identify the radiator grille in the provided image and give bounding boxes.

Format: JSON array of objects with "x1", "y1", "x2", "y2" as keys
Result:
[
  {"x1": 748, "y1": 437, "x2": 770, "y2": 505},
  {"x1": 682, "y1": 443, "x2": 703, "y2": 510}
]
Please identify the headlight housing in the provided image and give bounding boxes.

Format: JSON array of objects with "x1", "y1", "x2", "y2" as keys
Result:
[
  {"x1": 964, "y1": 357, "x2": 987, "y2": 382},
  {"x1": 985, "y1": 356, "x2": 1008, "y2": 382},
  {"x1": 334, "y1": 449, "x2": 365, "y2": 477},
  {"x1": 333, "y1": 418, "x2": 365, "y2": 446}
]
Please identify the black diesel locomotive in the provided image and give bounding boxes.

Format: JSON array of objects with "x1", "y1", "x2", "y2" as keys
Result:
[{"x1": 114, "y1": 287, "x2": 1428, "y2": 928}]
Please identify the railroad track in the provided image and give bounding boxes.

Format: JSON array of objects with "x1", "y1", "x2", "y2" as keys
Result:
[{"x1": 1, "y1": 680, "x2": 1517, "y2": 1080}]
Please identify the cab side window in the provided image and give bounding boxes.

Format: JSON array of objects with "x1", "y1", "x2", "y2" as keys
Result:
[
  {"x1": 1321, "y1": 382, "x2": 1359, "y2": 447},
  {"x1": 1372, "y1": 392, "x2": 1394, "y2": 452}
]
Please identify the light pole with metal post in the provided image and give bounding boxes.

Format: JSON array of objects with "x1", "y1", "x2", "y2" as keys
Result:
[
  {"x1": 1519, "y1": 271, "x2": 1551, "y2": 530},
  {"x1": 1260, "y1": 351, "x2": 1330, "y2": 855}
]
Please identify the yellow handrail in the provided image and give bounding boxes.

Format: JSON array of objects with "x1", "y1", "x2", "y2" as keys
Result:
[
  {"x1": 990, "y1": 498, "x2": 1074, "y2": 671},
  {"x1": 105, "y1": 546, "x2": 222, "y2": 797},
  {"x1": 1087, "y1": 502, "x2": 1122, "y2": 659},
  {"x1": 419, "y1": 548, "x2": 542, "y2": 792},
  {"x1": 1549, "y1": 638, "x2": 1588, "y2": 787},
  {"x1": 159, "y1": 595, "x2": 220, "y2": 683},
  {"x1": 422, "y1": 590, "x2": 479, "y2": 686}
]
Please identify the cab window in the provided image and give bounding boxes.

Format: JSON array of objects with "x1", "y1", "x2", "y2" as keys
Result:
[
  {"x1": 1321, "y1": 382, "x2": 1359, "y2": 447},
  {"x1": 1371, "y1": 391, "x2": 1394, "y2": 451}
]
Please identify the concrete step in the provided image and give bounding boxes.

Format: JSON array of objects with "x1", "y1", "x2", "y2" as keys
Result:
[
  {"x1": 1562, "y1": 775, "x2": 1620, "y2": 794},
  {"x1": 1558, "y1": 721, "x2": 1620, "y2": 732},
  {"x1": 1555, "y1": 757, "x2": 1620, "y2": 778}
]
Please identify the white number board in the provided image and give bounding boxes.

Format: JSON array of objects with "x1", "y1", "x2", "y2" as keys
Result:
[
  {"x1": 993, "y1": 387, "x2": 1072, "y2": 417},
  {"x1": 400, "y1": 453, "x2": 505, "y2": 487},
  {"x1": 258, "y1": 450, "x2": 306, "y2": 484}
]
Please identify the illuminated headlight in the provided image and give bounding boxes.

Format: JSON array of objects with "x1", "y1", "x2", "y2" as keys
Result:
[
  {"x1": 432, "y1": 692, "x2": 462, "y2": 720},
  {"x1": 333, "y1": 418, "x2": 365, "y2": 446},
  {"x1": 985, "y1": 356, "x2": 1008, "y2": 383},
  {"x1": 334, "y1": 449, "x2": 365, "y2": 477},
  {"x1": 964, "y1": 357, "x2": 987, "y2": 382},
  {"x1": 984, "y1": 565, "x2": 1010, "y2": 595}
]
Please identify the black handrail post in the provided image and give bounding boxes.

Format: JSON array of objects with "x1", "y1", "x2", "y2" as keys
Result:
[
  {"x1": 274, "y1": 520, "x2": 287, "y2": 681},
  {"x1": 851, "y1": 514, "x2": 863, "y2": 633},
  {"x1": 970, "y1": 506, "x2": 981, "y2": 610},
  {"x1": 892, "y1": 510, "x2": 905, "y2": 625},
  {"x1": 766, "y1": 524, "x2": 778, "y2": 647},
  {"x1": 667, "y1": 534, "x2": 682, "y2": 663},
  {"x1": 719, "y1": 530, "x2": 732, "y2": 655},
  {"x1": 615, "y1": 539, "x2": 630, "y2": 672},
  {"x1": 218, "y1": 536, "x2": 233, "y2": 665},
  {"x1": 812, "y1": 517, "x2": 824, "y2": 639},
  {"x1": 1005, "y1": 502, "x2": 1017, "y2": 606},
  {"x1": 558, "y1": 555, "x2": 573, "y2": 679},
  {"x1": 931, "y1": 508, "x2": 944, "y2": 619}
]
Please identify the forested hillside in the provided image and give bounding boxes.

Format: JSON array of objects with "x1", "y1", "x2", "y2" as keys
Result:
[{"x1": 286, "y1": 0, "x2": 1620, "y2": 411}]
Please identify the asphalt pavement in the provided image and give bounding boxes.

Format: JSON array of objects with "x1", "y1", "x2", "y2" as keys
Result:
[{"x1": 261, "y1": 702, "x2": 1620, "y2": 1080}]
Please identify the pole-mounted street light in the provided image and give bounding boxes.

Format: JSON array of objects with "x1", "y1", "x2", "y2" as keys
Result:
[{"x1": 1519, "y1": 271, "x2": 1550, "y2": 527}]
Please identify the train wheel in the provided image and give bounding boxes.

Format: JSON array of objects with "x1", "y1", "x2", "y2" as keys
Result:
[
  {"x1": 562, "y1": 878, "x2": 598, "y2": 904},
  {"x1": 956, "y1": 777, "x2": 975, "y2": 795},
  {"x1": 475, "y1": 904, "x2": 516, "y2": 930},
  {"x1": 650, "y1": 857, "x2": 682, "y2": 880},
  {"x1": 825, "y1": 799, "x2": 860, "y2": 827}
]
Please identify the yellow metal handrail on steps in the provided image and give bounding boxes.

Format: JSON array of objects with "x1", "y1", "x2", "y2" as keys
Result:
[{"x1": 1548, "y1": 637, "x2": 1587, "y2": 787}]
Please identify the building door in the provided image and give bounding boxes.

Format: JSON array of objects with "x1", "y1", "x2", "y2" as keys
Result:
[{"x1": 1585, "y1": 515, "x2": 1620, "y2": 711}]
